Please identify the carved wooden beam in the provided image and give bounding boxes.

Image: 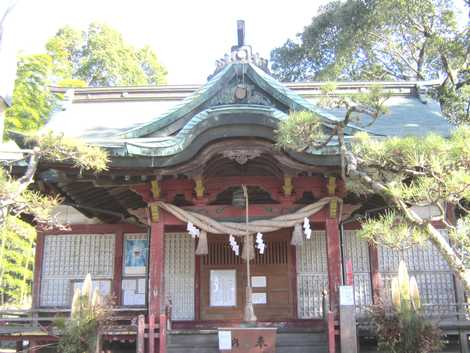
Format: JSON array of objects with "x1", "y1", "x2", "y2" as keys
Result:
[
  {"x1": 282, "y1": 176, "x2": 294, "y2": 197},
  {"x1": 192, "y1": 176, "x2": 208, "y2": 205}
]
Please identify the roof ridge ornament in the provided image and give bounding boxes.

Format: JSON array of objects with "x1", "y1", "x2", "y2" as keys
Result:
[{"x1": 208, "y1": 20, "x2": 270, "y2": 80}]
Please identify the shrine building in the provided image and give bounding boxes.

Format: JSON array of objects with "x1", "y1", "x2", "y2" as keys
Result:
[{"x1": 1, "y1": 22, "x2": 464, "y2": 353}]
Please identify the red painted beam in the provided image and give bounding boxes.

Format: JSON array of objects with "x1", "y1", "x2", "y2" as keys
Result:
[
  {"x1": 138, "y1": 176, "x2": 327, "y2": 204},
  {"x1": 326, "y1": 218, "x2": 341, "y2": 312},
  {"x1": 178, "y1": 204, "x2": 328, "y2": 223}
]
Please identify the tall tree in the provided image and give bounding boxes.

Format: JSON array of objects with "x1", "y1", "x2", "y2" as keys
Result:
[
  {"x1": 46, "y1": 22, "x2": 168, "y2": 87},
  {"x1": 4, "y1": 54, "x2": 56, "y2": 132},
  {"x1": 4, "y1": 22, "x2": 168, "y2": 134},
  {"x1": 271, "y1": 0, "x2": 469, "y2": 123}
]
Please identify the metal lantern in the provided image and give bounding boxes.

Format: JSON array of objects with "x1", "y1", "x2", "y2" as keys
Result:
[{"x1": 232, "y1": 187, "x2": 246, "y2": 208}]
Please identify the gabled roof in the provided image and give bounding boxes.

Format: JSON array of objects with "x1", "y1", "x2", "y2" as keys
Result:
[{"x1": 43, "y1": 61, "x2": 452, "y2": 168}]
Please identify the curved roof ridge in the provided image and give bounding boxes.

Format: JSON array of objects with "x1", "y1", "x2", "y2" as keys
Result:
[{"x1": 118, "y1": 64, "x2": 236, "y2": 139}]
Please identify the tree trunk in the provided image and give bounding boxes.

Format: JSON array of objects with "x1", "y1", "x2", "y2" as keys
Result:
[
  {"x1": 345, "y1": 150, "x2": 470, "y2": 293},
  {"x1": 425, "y1": 222, "x2": 470, "y2": 292}
]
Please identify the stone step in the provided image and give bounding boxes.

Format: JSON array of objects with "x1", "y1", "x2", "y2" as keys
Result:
[
  {"x1": 167, "y1": 331, "x2": 328, "y2": 353},
  {"x1": 277, "y1": 332, "x2": 327, "y2": 345}
]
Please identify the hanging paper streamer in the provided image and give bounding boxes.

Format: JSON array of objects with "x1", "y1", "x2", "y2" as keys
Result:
[
  {"x1": 195, "y1": 230, "x2": 208, "y2": 255},
  {"x1": 187, "y1": 222, "x2": 200, "y2": 238},
  {"x1": 229, "y1": 235, "x2": 240, "y2": 256},
  {"x1": 255, "y1": 232, "x2": 265, "y2": 254},
  {"x1": 303, "y1": 217, "x2": 312, "y2": 239},
  {"x1": 291, "y1": 224, "x2": 304, "y2": 246}
]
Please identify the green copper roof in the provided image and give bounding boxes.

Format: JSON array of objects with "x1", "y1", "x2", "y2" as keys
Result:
[
  {"x1": 41, "y1": 61, "x2": 452, "y2": 169},
  {"x1": 117, "y1": 62, "x2": 343, "y2": 140}
]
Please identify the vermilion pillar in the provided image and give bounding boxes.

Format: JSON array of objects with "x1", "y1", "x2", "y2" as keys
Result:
[
  {"x1": 113, "y1": 230, "x2": 124, "y2": 305},
  {"x1": 149, "y1": 212, "x2": 165, "y2": 319},
  {"x1": 326, "y1": 218, "x2": 341, "y2": 311}
]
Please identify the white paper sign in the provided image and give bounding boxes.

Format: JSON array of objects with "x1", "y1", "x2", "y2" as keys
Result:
[
  {"x1": 210, "y1": 270, "x2": 236, "y2": 307},
  {"x1": 339, "y1": 285, "x2": 355, "y2": 306},
  {"x1": 218, "y1": 330, "x2": 232, "y2": 350},
  {"x1": 251, "y1": 276, "x2": 267, "y2": 288},
  {"x1": 252, "y1": 292, "x2": 267, "y2": 304}
]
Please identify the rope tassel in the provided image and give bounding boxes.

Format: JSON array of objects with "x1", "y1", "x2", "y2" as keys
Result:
[
  {"x1": 242, "y1": 235, "x2": 255, "y2": 261},
  {"x1": 291, "y1": 224, "x2": 304, "y2": 246},
  {"x1": 195, "y1": 230, "x2": 208, "y2": 255}
]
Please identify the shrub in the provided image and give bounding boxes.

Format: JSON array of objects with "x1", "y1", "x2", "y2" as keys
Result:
[{"x1": 370, "y1": 261, "x2": 443, "y2": 353}]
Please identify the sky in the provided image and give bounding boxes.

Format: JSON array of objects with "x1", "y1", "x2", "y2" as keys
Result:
[{"x1": 2, "y1": 0, "x2": 330, "y2": 85}]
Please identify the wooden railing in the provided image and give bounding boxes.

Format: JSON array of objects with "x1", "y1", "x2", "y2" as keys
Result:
[
  {"x1": 356, "y1": 303, "x2": 470, "y2": 333},
  {"x1": 1, "y1": 305, "x2": 172, "y2": 353},
  {"x1": 0, "y1": 307, "x2": 146, "y2": 340}
]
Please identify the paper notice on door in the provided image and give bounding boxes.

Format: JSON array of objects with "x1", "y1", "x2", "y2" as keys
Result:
[
  {"x1": 218, "y1": 330, "x2": 232, "y2": 350},
  {"x1": 339, "y1": 285, "x2": 355, "y2": 306},
  {"x1": 251, "y1": 276, "x2": 267, "y2": 288},
  {"x1": 252, "y1": 292, "x2": 267, "y2": 304}
]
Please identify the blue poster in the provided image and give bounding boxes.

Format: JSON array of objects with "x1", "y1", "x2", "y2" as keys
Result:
[{"x1": 124, "y1": 239, "x2": 148, "y2": 275}]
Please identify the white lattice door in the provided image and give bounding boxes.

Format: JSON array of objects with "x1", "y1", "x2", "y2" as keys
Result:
[
  {"x1": 164, "y1": 233, "x2": 195, "y2": 320},
  {"x1": 378, "y1": 230, "x2": 456, "y2": 314},
  {"x1": 296, "y1": 230, "x2": 329, "y2": 318},
  {"x1": 342, "y1": 230, "x2": 373, "y2": 315}
]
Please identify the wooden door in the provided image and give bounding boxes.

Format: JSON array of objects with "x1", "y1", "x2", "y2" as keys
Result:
[{"x1": 199, "y1": 230, "x2": 295, "y2": 321}]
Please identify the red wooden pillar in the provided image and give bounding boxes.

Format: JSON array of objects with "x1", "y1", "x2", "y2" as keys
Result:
[
  {"x1": 159, "y1": 314, "x2": 167, "y2": 353},
  {"x1": 369, "y1": 244, "x2": 382, "y2": 304},
  {"x1": 149, "y1": 211, "x2": 165, "y2": 353},
  {"x1": 149, "y1": 213, "x2": 165, "y2": 317},
  {"x1": 32, "y1": 232, "x2": 45, "y2": 309},
  {"x1": 149, "y1": 313, "x2": 156, "y2": 353},
  {"x1": 113, "y1": 230, "x2": 124, "y2": 305},
  {"x1": 194, "y1": 254, "x2": 201, "y2": 321},
  {"x1": 326, "y1": 218, "x2": 341, "y2": 312}
]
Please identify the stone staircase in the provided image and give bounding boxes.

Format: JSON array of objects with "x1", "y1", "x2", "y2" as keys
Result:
[{"x1": 167, "y1": 329, "x2": 328, "y2": 353}]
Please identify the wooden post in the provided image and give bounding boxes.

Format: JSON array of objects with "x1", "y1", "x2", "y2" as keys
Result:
[
  {"x1": 195, "y1": 254, "x2": 201, "y2": 321},
  {"x1": 160, "y1": 314, "x2": 167, "y2": 353},
  {"x1": 326, "y1": 218, "x2": 341, "y2": 312},
  {"x1": 339, "y1": 286, "x2": 357, "y2": 353},
  {"x1": 149, "y1": 313, "x2": 156, "y2": 353},
  {"x1": 29, "y1": 340, "x2": 39, "y2": 353},
  {"x1": 15, "y1": 340, "x2": 22, "y2": 352},
  {"x1": 137, "y1": 314, "x2": 145, "y2": 353},
  {"x1": 327, "y1": 311, "x2": 336, "y2": 353},
  {"x1": 369, "y1": 244, "x2": 382, "y2": 304},
  {"x1": 113, "y1": 230, "x2": 124, "y2": 305},
  {"x1": 32, "y1": 232, "x2": 45, "y2": 310},
  {"x1": 149, "y1": 212, "x2": 165, "y2": 319}
]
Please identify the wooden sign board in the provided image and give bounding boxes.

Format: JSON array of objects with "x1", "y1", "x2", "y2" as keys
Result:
[
  {"x1": 339, "y1": 285, "x2": 357, "y2": 353},
  {"x1": 218, "y1": 327, "x2": 277, "y2": 353}
]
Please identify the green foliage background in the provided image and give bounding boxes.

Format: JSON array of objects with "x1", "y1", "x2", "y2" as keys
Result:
[{"x1": 4, "y1": 22, "x2": 167, "y2": 134}]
